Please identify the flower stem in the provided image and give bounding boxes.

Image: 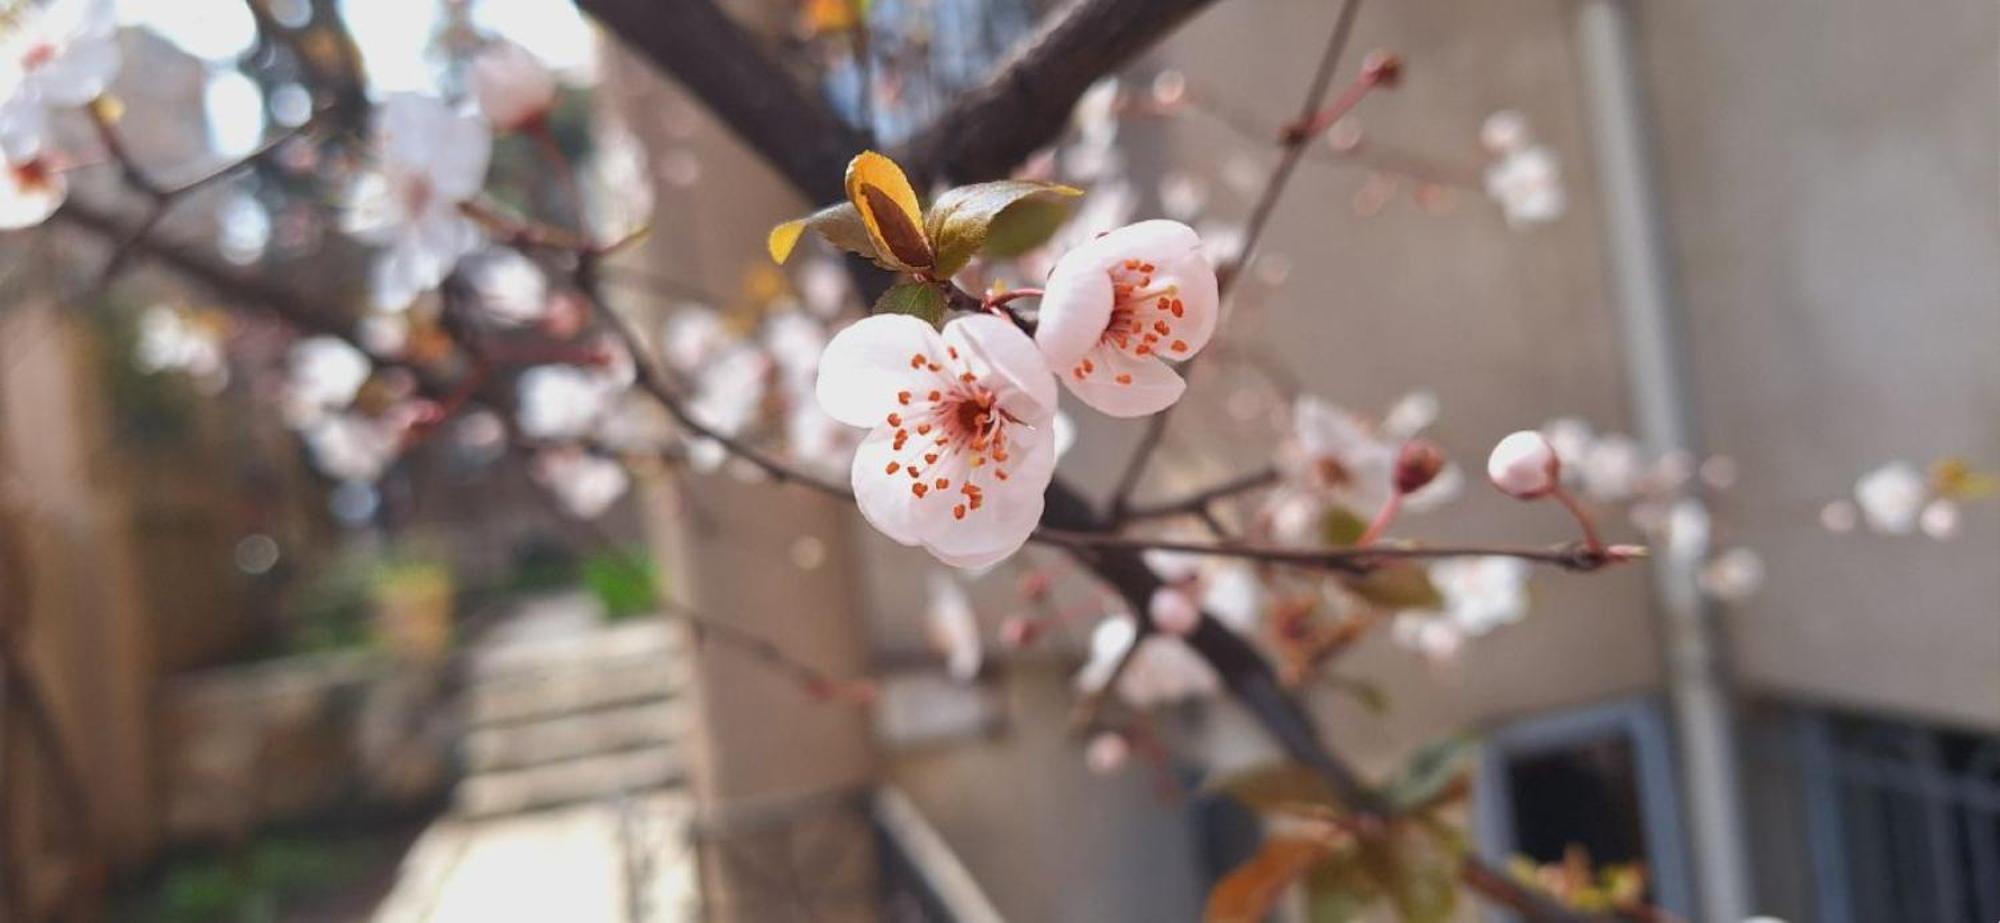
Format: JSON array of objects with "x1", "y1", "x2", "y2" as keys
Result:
[
  {"x1": 1549, "y1": 485, "x2": 1607, "y2": 555},
  {"x1": 1355, "y1": 491, "x2": 1404, "y2": 547}
]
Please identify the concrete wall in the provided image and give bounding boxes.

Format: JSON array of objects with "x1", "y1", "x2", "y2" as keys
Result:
[{"x1": 1636, "y1": 0, "x2": 2000, "y2": 731}]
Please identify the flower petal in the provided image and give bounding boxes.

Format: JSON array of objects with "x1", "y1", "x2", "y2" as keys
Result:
[
  {"x1": 916, "y1": 423, "x2": 1055, "y2": 568},
  {"x1": 1061, "y1": 343, "x2": 1184, "y2": 417},
  {"x1": 944, "y1": 313, "x2": 1057, "y2": 421},
  {"x1": 850, "y1": 427, "x2": 929, "y2": 546},
  {"x1": 815, "y1": 314, "x2": 947, "y2": 428},
  {"x1": 1034, "y1": 237, "x2": 1117, "y2": 368}
]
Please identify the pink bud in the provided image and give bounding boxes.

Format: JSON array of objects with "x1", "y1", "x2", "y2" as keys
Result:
[
  {"x1": 1487, "y1": 430, "x2": 1561, "y2": 499},
  {"x1": 1147, "y1": 586, "x2": 1201, "y2": 637},
  {"x1": 472, "y1": 41, "x2": 557, "y2": 132}
]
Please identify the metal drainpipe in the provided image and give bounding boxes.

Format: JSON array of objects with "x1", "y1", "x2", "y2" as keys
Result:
[{"x1": 1573, "y1": 2, "x2": 1753, "y2": 921}]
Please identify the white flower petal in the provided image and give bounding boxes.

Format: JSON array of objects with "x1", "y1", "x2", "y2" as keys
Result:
[
  {"x1": 944, "y1": 313, "x2": 1057, "y2": 420},
  {"x1": 1062, "y1": 343, "x2": 1184, "y2": 417},
  {"x1": 815, "y1": 313, "x2": 947, "y2": 428}
]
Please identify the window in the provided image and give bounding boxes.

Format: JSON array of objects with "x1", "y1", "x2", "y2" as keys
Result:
[{"x1": 1475, "y1": 697, "x2": 1695, "y2": 918}]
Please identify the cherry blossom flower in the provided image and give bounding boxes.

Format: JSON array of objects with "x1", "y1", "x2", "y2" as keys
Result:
[
  {"x1": 1075, "y1": 615, "x2": 1219, "y2": 707},
  {"x1": 1148, "y1": 585, "x2": 1200, "y2": 637},
  {"x1": 1392, "y1": 556, "x2": 1531, "y2": 659},
  {"x1": 466, "y1": 249, "x2": 550, "y2": 325},
  {"x1": 925, "y1": 572, "x2": 982, "y2": 682},
  {"x1": 1036, "y1": 220, "x2": 1219, "y2": 417},
  {"x1": 301, "y1": 413, "x2": 401, "y2": 483},
  {"x1": 285, "y1": 336, "x2": 371, "y2": 424},
  {"x1": 134, "y1": 304, "x2": 227, "y2": 387},
  {"x1": 0, "y1": 157, "x2": 63, "y2": 228},
  {"x1": 1488, "y1": 430, "x2": 1561, "y2": 499},
  {"x1": 470, "y1": 40, "x2": 557, "y2": 133},
  {"x1": 531, "y1": 448, "x2": 629, "y2": 519},
  {"x1": 1276, "y1": 395, "x2": 1460, "y2": 528},
  {"x1": 342, "y1": 94, "x2": 492, "y2": 309},
  {"x1": 1486, "y1": 144, "x2": 1566, "y2": 227},
  {"x1": 516, "y1": 363, "x2": 623, "y2": 441},
  {"x1": 1144, "y1": 545, "x2": 1263, "y2": 634},
  {"x1": 816, "y1": 313, "x2": 1060, "y2": 569},
  {"x1": 1918, "y1": 498, "x2": 1960, "y2": 540},
  {"x1": 1854, "y1": 461, "x2": 1927, "y2": 533},
  {"x1": 764, "y1": 311, "x2": 855, "y2": 473},
  {"x1": 0, "y1": 0, "x2": 119, "y2": 162},
  {"x1": 684, "y1": 343, "x2": 771, "y2": 471}
]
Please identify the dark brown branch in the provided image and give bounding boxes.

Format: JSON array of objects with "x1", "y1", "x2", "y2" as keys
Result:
[
  {"x1": 893, "y1": 0, "x2": 1223, "y2": 185},
  {"x1": 1035, "y1": 528, "x2": 1636, "y2": 574},
  {"x1": 577, "y1": 0, "x2": 867, "y2": 204}
]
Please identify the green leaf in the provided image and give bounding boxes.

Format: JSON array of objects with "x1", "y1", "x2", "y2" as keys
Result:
[
  {"x1": 1387, "y1": 858, "x2": 1459, "y2": 923},
  {"x1": 768, "y1": 202, "x2": 885, "y2": 267},
  {"x1": 1210, "y1": 762, "x2": 1344, "y2": 816},
  {"x1": 1383, "y1": 735, "x2": 1478, "y2": 812},
  {"x1": 1321, "y1": 507, "x2": 1370, "y2": 546},
  {"x1": 1344, "y1": 562, "x2": 1445, "y2": 611},
  {"x1": 925, "y1": 180, "x2": 1081, "y2": 275},
  {"x1": 874, "y1": 281, "x2": 948, "y2": 326}
]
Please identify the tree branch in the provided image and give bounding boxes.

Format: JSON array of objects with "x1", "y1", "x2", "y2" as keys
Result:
[
  {"x1": 893, "y1": 0, "x2": 1222, "y2": 185},
  {"x1": 577, "y1": 0, "x2": 867, "y2": 204}
]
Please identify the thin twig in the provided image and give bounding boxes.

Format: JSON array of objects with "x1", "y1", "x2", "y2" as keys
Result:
[
  {"x1": 1120, "y1": 466, "x2": 1279, "y2": 521},
  {"x1": 1105, "y1": 0, "x2": 1365, "y2": 521},
  {"x1": 1033, "y1": 528, "x2": 1634, "y2": 574}
]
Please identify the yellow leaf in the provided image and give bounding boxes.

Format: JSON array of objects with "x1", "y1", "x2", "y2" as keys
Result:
[
  {"x1": 768, "y1": 218, "x2": 808, "y2": 264},
  {"x1": 845, "y1": 150, "x2": 932, "y2": 270},
  {"x1": 1207, "y1": 837, "x2": 1332, "y2": 923}
]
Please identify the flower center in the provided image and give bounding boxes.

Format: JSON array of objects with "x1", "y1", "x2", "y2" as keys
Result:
[
  {"x1": 399, "y1": 173, "x2": 435, "y2": 215},
  {"x1": 1069, "y1": 258, "x2": 1192, "y2": 386},
  {"x1": 878, "y1": 348, "x2": 1023, "y2": 521},
  {"x1": 10, "y1": 157, "x2": 52, "y2": 192}
]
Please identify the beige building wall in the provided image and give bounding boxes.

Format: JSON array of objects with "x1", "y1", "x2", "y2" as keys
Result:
[{"x1": 1637, "y1": 0, "x2": 2000, "y2": 732}]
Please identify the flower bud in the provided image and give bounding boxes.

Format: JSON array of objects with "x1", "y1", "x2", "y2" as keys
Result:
[
  {"x1": 1487, "y1": 430, "x2": 1561, "y2": 499},
  {"x1": 1394, "y1": 439, "x2": 1446, "y2": 495},
  {"x1": 472, "y1": 41, "x2": 557, "y2": 132}
]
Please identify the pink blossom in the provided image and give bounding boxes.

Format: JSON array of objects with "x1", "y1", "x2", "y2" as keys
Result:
[
  {"x1": 1035, "y1": 220, "x2": 1219, "y2": 417},
  {"x1": 1488, "y1": 430, "x2": 1561, "y2": 499}
]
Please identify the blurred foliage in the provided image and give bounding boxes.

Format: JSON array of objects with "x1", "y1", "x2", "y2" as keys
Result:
[
  {"x1": 115, "y1": 831, "x2": 395, "y2": 923},
  {"x1": 582, "y1": 549, "x2": 663, "y2": 621},
  {"x1": 284, "y1": 543, "x2": 455, "y2": 656}
]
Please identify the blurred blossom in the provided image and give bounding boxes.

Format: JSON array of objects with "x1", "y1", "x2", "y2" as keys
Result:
[
  {"x1": 1072, "y1": 77, "x2": 1120, "y2": 146},
  {"x1": 1149, "y1": 69, "x2": 1186, "y2": 107},
  {"x1": 1485, "y1": 144, "x2": 1565, "y2": 227},
  {"x1": 789, "y1": 534, "x2": 827, "y2": 570},
  {"x1": 1379, "y1": 390, "x2": 1439, "y2": 441},
  {"x1": 1854, "y1": 461, "x2": 1927, "y2": 533},
  {"x1": 134, "y1": 304, "x2": 228, "y2": 386},
  {"x1": 796, "y1": 257, "x2": 853, "y2": 317},
  {"x1": 202, "y1": 68, "x2": 264, "y2": 159},
  {"x1": 1194, "y1": 220, "x2": 1244, "y2": 268},
  {"x1": 657, "y1": 147, "x2": 700, "y2": 187},
  {"x1": 1424, "y1": 555, "x2": 1530, "y2": 636},
  {"x1": 1819, "y1": 499, "x2": 1859, "y2": 533},
  {"x1": 1479, "y1": 110, "x2": 1531, "y2": 155},
  {"x1": 1277, "y1": 395, "x2": 1458, "y2": 527},
  {"x1": 1700, "y1": 547, "x2": 1765, "y2": 602},
  {"x1": 661, "y1": 308, "x2": 727, "y2": 372},
  {"x1": 763, "y1": 312, "x2": 856, "y2": 472},
  {"x1": 1158, "y1": 171, "x2": 1208, "y2": 220},
  {"x1": 685, "y1": 343, "x2": 770, "y2": 471},
  {"x1": 925, "y1": 572, "x2": 983, "y2": 682},
  {"x1": 286, "y1": 335, "x2": 371, "y2": 423},
  {"x1": 232, "y1": 533, "x2": 281, "y2": 575},
  {"x1": 357, "y1": 311, "x2": 410, "y2": 358},
  {"x1": 122, "y1": 0, "x2": 256, "y2": 61},
  {"x1": 1221, "y1": 152, "x2": 1263, "y2": 198},
  {"x1": 1390, "y1": 613, "x2": 1464, "y2": 663},
  {"x1": 217, "y1": 192, "x2": 270, "y2": 264},
  {"x1": 1074, "y1": 615, "x2": 1220, "y2": 707},
  {"x1": 1578, "y1": 433, "x2": 1646, "y2": 502},
  {"x1": 1084, "y1": 732, "x2": 1130, "y2": 775},
  {"x1": 0, "y1": 0, "x2": 120, "y2": 161},
  {"x1": 584, "y1": 123, "x2": 655, "y2": 241},
  {"x1": 342, "y1": 94, "x2": 491, "y2": 309},
  {"x1": 1148, "y1": 585, "x2": 1200, "y2": 636},
  {"x1": 302, "y1": 413, "x2": 400, "y2": 482},
  {"x1": 532, "y1": 448, "x2": 630, "y2": 519},
  {"x1": 516, "y1": 363, "x2": 618, "y2": 441},
  {"x1": 1666, "y1": 500, "x2": 1712, "y2": 564},
  {"x1": 1700, "y1": 454, "x2": 1740, "y2": 489},
  {"x1": 467, "y1": 249, "x2": 550, "y2": 325},
  {"x1": 471, "y1": 40, "x2": 556, "y2": 132},
  {"x1": 450, "y1": 408, "x2": 509, "y2": 466},
  {"x1": 1918, "y1": 498, "x2": 1960, "y2": 540},
  {"x1": 1144, "y1": 545, "x2": 1262, "y2": 635}
]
